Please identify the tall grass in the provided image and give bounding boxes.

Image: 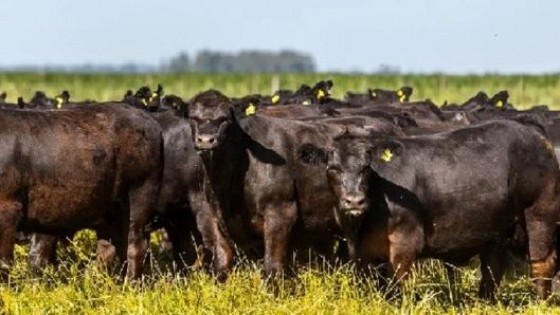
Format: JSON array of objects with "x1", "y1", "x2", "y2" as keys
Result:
[
  {"x1": 1, "y1": 73, "x2": 560, "y2": 314},
  {"x1": 1, "y1": 231, "x2": 557, "y2": 314}
]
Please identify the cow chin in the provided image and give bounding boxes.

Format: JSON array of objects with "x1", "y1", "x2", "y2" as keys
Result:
[
  {"x1": 195, "y1": 142, "x2": 219, "y2": 152},
  {"x1": 344, "y1": 208, "x2": 366, "y2": 217}
]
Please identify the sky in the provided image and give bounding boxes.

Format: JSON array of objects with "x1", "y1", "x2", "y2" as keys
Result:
[{"x1": 1, "y1": 0, "x2": 558, "y2": 74}]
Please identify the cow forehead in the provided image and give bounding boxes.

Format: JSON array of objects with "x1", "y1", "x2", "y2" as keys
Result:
[
  {"x1": 331, "y1": 142, "x2": 370, "y2": 168},
  {"x1": 190, "y1": 102, "x2": 230, "y2": 118},
  {"x1": 340, "y1": 153, "x2": 370, "y2": 170}
]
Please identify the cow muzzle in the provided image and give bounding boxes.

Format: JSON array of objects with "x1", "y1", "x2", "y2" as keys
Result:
[
  {"x1": 340, "y1": 193, "x2": 367, "y2": 217},
  {"x1": 195, "y1": 134, "x2": 218, "y2": 151}
]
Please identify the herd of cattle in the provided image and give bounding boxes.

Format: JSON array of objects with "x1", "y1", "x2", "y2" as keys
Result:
[{"x1": 1, "y1": 80, "x2": 560, "y2": 300}]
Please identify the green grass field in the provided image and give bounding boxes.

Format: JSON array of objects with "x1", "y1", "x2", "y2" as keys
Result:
[{"x1": 1, "y1": 73, "x2": 560, "y2": 314}]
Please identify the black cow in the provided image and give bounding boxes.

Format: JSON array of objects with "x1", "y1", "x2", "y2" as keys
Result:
[
  {"x1": 149, "y1": 109, "x2": 233, "y2": 279},
  {"x1": 298, "y1": 120, "x2": 560, "y2": 299},
  {"x1": 344, "y1": 86, "x2": 413, "y2": 105},
  {"x1": 0, "y1": 103, "x2": 163, "y2": 279},
  {"x1": 123, "y1": 84, "x2": 163, "y2": 111},
  {"x1": 262, "y1": 80, "x2": 333, "y2": 106}
]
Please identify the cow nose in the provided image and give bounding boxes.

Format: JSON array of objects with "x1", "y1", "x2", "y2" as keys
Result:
[
  {"x1": 341, "y1": 194, "x2": 366, "y2": 209},
  {"x1": 197, "y1": 134, "x2": 216, "y2": 145}
]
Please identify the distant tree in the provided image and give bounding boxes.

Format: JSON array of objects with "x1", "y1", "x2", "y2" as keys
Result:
[
  {"x1": 164, "y1": 49, "x2": 316, "y2": 73},
  {"x1": 165, "y1": 51, "x2": 191, "y2": 72}
]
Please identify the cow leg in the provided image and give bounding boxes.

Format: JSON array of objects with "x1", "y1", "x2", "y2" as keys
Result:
[
  {"x1": 126, "y1": 180, "x2": 158, "y2": 280},
  {"x1": 384, "y1": 229, "x2": 420, "y2": 298},
  {"x1": 478, "y1": 245, "x2": 507, "y2": 300},
  {"x1": 194, "y1": 211, "x2": 232, "y2": 282},
  {"x1": 188, "y1": 190, "x2": 233, "y2": 281},
  {"x1": 28, "y1": 233, "x2": 59, "y2": 270},
  {"x1": 263, "y1": 201, "x2": 297, "y2": 280},
  {"x1": 525, "y1": 191, "x2": 559, "y2": 300},
  {"x1": 526, "y1": 220, "x2": 556, "y2": 299},
  {"x1": 0, "y1": 200, "x2": 22, "y2": 279},
  {"x1": 96, "y1": 213, "x2": 127, "y2": 271}
]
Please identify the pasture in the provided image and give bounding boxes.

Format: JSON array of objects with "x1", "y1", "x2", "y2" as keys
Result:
[{"x1": 1, "y1": 73, "x2": 560, "y2": 314}]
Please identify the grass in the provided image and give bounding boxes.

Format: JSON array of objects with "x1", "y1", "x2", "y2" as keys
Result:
[
  {"x1": 1, "y1": 73, "x2": 560, "y2": 313},
  {"x1": 1, "y1": 230, "x2": 558, "y2": 314}
]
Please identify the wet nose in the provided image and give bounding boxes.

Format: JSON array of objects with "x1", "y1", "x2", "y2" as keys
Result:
[
  {"x1": 197, "y1": 134, "x2": 216, "y2": 146},
  {"x1": 341, "y1": 194, "x2": 366, "y2": 209}
]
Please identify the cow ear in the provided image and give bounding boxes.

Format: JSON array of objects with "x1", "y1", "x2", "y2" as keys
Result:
[
  {"x1": 297, "y1": 143, "x2": 328, "y2": 165},
  {"x1": 61, "y1": 90, "x2": 70, "y2": 101},
  {"x1": 17, "y1": 97, "x2": 26, "y2": 109},
  {"x1": 123, "y1": 90, "x2": 133, "y2": 101},
  {"x1": 369, "y1": 140, "x2": 404, "y2": 169},
  {"x1": 156, "y1": 84, "x2": 164, "y2": 96},
  {"x1": 233, "y1": 97, "x2": 260, "y2": 118},
  {"x1": 173, "y1": 101, "x2": 189, "y2": 117}
]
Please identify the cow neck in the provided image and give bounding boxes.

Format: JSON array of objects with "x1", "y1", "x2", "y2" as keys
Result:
[{"x1": 198, "y1": 120, "x2": 249, "y2": 203}]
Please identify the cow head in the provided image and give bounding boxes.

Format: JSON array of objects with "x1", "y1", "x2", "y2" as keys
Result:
[
  {"x1": 28, "y1": 91, "x2": 55, "y2": 109},
  {"x1": 186, "y1": 89, "x2": 235, "y2": 151},
  {"x1": 298, "y1": 136, "x2": 403, "y2": 219},
  {"x1": 370, "y1": 86, "x2": 413, "y2": 103},
  {"x1": 54, "y1": 90, "x2": 70, "y2": 109},
  {"x1": 298, "y1": 137, "x2": 372, "y2": 218},
  {"x1": 310, "y1": 80, "x2": 333, "y2": 103},
  {"x1": 123, "y1": 84, "x2": 163, "y2": 111},
  {"x1": 490, "y1": 90, "x2": 510, "y2": 109},
  {"x1": 396, "y1": 86, "x2": 413, "y2": 102}
]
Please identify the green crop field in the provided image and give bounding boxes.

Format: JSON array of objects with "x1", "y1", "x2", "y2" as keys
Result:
[{"x1": 1, "y1": 73, "x2": 560, "y2": 314}]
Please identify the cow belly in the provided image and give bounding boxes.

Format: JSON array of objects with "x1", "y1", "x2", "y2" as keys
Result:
[
  {"x1": 423, "y1": 203, "x2": 511, "y2": 257},
  {"x1": 26, "y1": 171, "x2": 115, "y2": 228}
]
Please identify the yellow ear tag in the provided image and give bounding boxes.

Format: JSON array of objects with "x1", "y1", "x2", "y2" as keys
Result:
[
  {"x1": 380, "y1": 149, "x2": 393, "y2": 162},
  {"x1": 141, "y1": 98, "x2": 147, "y2": 106},
  {"x1": 316, "y1": 89, "x2": 326, "y2": 99},
  {"x1": 495, "y1": 100, "x2": 504, "y2": 108},
  {"x1": 271, "y1": 94, "x2": 280, "y2": 104},
  {"x1": 55, "y1": 97, "x2": 63, "y2": 109},
  {"x1": 397, "y1": 90, "x2": 405, "y2": 102},
  {"x1": 302, "y1": 100, "x2": 311, "y2": 106},
  {"x1": 371, "y1": 91, "x2": 377, "y2": 97},
  {"x1": 245, "y1": 103, "x2": 256, "y2": 116}
]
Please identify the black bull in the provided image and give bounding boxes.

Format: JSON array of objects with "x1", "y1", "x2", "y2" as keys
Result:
[
  {"x1": 0, "y1": 104, "x2": 163, "y2": 279},
  {"x1": 299, "y1": 120, "x2": 560, "y2": 299}
]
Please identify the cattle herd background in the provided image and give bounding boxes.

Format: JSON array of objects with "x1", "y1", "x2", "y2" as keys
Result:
[{"x1": 1, "y1": 74, "x2": 560, "y2": 313}]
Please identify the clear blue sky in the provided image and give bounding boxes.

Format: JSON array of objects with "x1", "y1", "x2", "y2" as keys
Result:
[{"x1": 1, "y1": 0, "x2": 558, "y2": 74}]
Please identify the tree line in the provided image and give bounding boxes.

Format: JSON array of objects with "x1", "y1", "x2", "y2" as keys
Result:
[{"x1": 162, "y1": 50, "x2": 316, "y2": 73}]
